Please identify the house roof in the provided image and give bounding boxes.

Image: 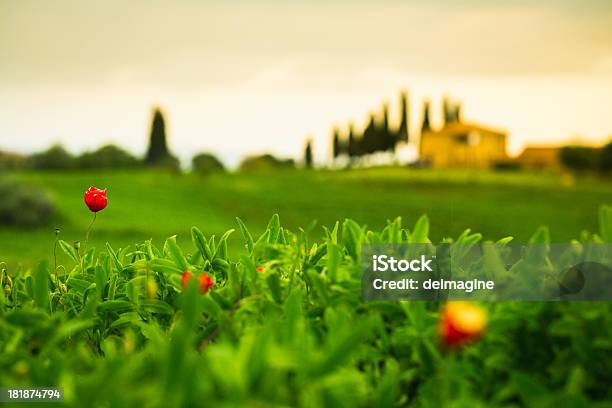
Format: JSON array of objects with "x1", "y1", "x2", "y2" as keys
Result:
[{"x1": 423, "y1": 122, "x2": 506, "y2": 138}]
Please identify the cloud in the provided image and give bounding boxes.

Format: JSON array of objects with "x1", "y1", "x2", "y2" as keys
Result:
[{"x1": 1, "y1": 0, "x2": 611, "y2": 89}]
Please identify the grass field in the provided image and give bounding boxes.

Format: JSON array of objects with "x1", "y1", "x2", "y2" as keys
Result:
[{"x1": 2, "y1": 167, "x2": 611, "y2": 267}]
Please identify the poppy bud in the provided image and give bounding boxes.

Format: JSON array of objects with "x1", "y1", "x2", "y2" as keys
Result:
[
  {"x1": 84, "y1": 187, "x2": 108, "y2": 213},
  {"x1": 256, "y1": 266, "x2": 264, "y2": 273},
  {"x1": 146, "y1": 279, "x2": 158, "y2": 299},
  {"x1": 439, "y1": 301, "x2": 486, "y2": 347}
]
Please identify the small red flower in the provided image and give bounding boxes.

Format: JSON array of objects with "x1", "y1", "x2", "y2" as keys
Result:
[
  {"x1": 256, "y1": 266, "x2": 264, "y2": 273},
  {"x1": 84, "y1": 187, "x2": 107, "y2": 212},
  {"x1": 439, "y1": 302, "x2": 487, "y2": 347},
  {"x1": 181, "y1": 271, "x2": 194, "y2": 289},
  {"x1": 181, "y1": 271, "x2": 214, "y2": 294},
  {"x1": 198, "y1": 273, "x2": 214, "y2": 294}
]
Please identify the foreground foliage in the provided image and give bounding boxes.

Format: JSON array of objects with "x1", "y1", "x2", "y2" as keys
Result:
[{"x1": 1, "y1": 209, "x2": 611, "y2": 407}]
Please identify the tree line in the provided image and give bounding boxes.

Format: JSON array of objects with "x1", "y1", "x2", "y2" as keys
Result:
[
  {"x1": 302, "y1": 91, "x2": 463, "y2": 166},
  {"x1": 0, "y1": 107, "x2": 298, "y2": 173}
]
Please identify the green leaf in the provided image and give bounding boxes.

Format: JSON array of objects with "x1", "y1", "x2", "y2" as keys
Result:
[
  {"x1": 311, "y1": 317, "x2": 373, "y2": 376},
  {"x1": 266, "y1": 273, "x2": 282, "y2": 304},
  {"x1": 267, "y1": 214, "x2": 281, "y2": 244},
  {"x1": 59, "y1": 240, "x2": 79, "y2": 264},
  {"x1": 200, "y1": 295, "x2": 222, "y2": 318},
  {"x1": 67, "y1": 277, "x2": 93, "y2": 295},
  {"x1": 50, "y1": 319, "x2": 95, "y2": 345},
  {"x1": 213, "y1": 229, "x2": 235, "y2": 260},
  {"x1": 599, "y1": 205, "x2": 612, "y2": 242},
  {"x1": 306, "y1": 269, "x2": 329, "y2": 304},
  {"x1": 4, "y1": 309, "x2": 49, "y2": 327},
  {"x1": 95, "y1": 264, "x2": 108, "y2": 300},
  {"x1": 106, "y1": 242, "x2": 123, "y2": 271},
  {"x1": 139, "y1": 299, "x2": 174, "y2": 315},
  {"x1": 97, "y1": 300, "x2": 133, "y2": 314},
  {"x1": 236, "y1": 217, "x2": 254, "y2": 254},
  {"x1": 191, "y1": 226, "x2": 213, "y2": 262},
  {"x1": 512, "y1": 372, "x2": 548, "y2": 406},
  {"x1": 33, "y1": 261, "x2": 50, "y2": 311},
  {"x1": 110, "y1": 312, "x2": 143, "y2": 328},
  {"x1": 342, "y1": 219, "x2": 362, "y2": 263},
  {"x1": 165, "y1": 236, "x2": 188, "y2": 271},
  {"x1": 149, "y1": 259, "x2": 183, "y2": 275},
  {"x1": 529, "y1": 225, "x2": 550, "y2": 244},
  {"x1": 326, "y1": 242, "x2": 341, "y2": 282},
  {"x1": 411, "y1": 215, "x2": 430, "y2": 243}
]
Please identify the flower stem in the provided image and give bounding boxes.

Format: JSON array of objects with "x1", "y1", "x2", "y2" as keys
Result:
[
  {"x1": 53, "y1": 229, "x2": 60, "y2": 289},
  {"x1": 84, "y1": 213, "x2": 97, "y2": 254},
  {"x1": 81, "y1": 213, "x2": 97, "y2": 275}
]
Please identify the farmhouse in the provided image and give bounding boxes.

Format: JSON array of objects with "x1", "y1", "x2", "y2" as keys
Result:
[{"x1": 419, "y1": 122, "x2": 508, "y2": 168}]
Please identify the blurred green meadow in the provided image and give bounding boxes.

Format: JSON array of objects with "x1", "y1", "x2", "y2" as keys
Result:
[{"x1": 2, "y1": 167, "x2": 611, "y2": 267}]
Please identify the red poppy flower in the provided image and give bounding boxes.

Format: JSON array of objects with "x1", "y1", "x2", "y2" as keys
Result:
[
  {"x1": 439, "y1": 301, "x2": 487, "y2": 347},
  {"x1": 84, "y1": 187, "x2": 107, "y2": 212},
  {"x1": 256, "y1": 266, "x2": 264, "y2": 273},
  {"x1": 181, "y1": 271, "x2": 194, "y2": 288},
  {"x1": 181, "y1": 271, "x2": 214, "y2": 294},
  {"x1": 198, "y1": 273, "x2": 214, "y2": 294}
]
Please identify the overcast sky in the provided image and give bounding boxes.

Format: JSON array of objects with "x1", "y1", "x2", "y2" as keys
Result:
[{"x1": 1, "y1": 0, "x2": 612, "y2": 165}]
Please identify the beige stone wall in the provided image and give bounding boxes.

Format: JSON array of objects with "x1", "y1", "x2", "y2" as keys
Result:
[{"x1": 420, "y1": 127, "x2": 507, "y2": 168}]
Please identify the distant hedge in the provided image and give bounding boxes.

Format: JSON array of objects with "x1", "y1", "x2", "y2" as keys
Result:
[
  {"x1": 0, "y1": 178, "x2": 55, "y2": 227},
  {"x1": 600, "y1": 141, "x2": 612, "y2": 173},
  {"x1": 559, "y1": 141, "x2": 612, "y2": 173},
  {"x1": 22, "y1": 144, "x2": 142, "y2": 170},
  {"x1": 192, "y1": 152, "x2": 225, "y2": 175},
  {"x1": 28, "y1": 145, "x2": 75, "y2": 170},
  {"x1": 0, "y1": 151, "x2": 26, "y2": 170},
  {"x1": 77, "y1": 145, "x2": 141, "y2": 169},
  {"x1": 239, "y1": 154, "x2": 295, "y2": 172}
]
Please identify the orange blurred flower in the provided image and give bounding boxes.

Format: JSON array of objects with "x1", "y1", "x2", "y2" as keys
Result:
[{"x1": 439, "y1": 301, "x2": 487, "y2": 347}]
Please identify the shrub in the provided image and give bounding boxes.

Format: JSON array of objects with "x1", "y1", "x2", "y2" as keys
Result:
[
  {"x1": 191, "y1": 152, "x2": 225, "y2": 175},
  {"x1": 0, "y1": 151, "x2": 26, "y2": 170},
  {"x1": 0, "y1": 178, "x2": 55, "y2": 227},
  {"x1": 559, "y1": 146, "x2": 600, "y2": 171},
  {"x1": 28, "y1": 144, "x2": 75, "y2": 170},
  {"x1": 599, "y1": 140, "x2": 612, "y2": 173},
  {"x1": 239, "y1": 153, "x2": 295, "y2": 172},
  {"x1": 76, "y1": 144, "x2": 140, "y2": 169}
]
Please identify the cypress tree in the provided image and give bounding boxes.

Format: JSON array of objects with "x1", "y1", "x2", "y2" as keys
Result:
[
  {"x1": 348, "y1": 123, "x2": 356, "y2": 159},
  {"x1": 442, "y1": 97, "x2": 452, "y2": 126},
  {"x1": 381, "y1": 102, "x2": 395, "y2": 152},
  {"x1": 145, "y1": 108, "x2": 170, "y2": 165},
  {"x1": 397, "y1": 91, "x2": 409, "y2": 143},
  {"x1": 382, "y1": 102, "x2": 389, "y2": 134},
  {"x1": 362, "y1": 114, "x2": 377, "y2": 155},
  {"x1": 304, "y1": 139, "x2": 313, "y2": 168},
  {"x1": 421, "y1": 100, "x2": 432, "y2": 135},
  {"x1": 332, "y1": 127, "x2": 341, "y2": 159},
  {"x1": 454, "y1": 103, "x2": 462, "y2": 123}
]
